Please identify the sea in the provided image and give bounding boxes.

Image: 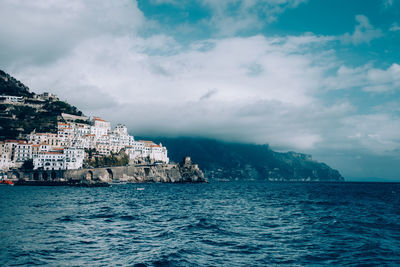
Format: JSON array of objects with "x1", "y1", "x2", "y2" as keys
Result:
[{"x1": 1, "y1": 181, "x2": 400, "y2": 266}]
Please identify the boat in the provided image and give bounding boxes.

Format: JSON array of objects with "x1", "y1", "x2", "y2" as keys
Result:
[
  {"x1": 110, "y1": 181, "x2": 127, "y2": 185},
  {"x1": 0, "y1": 180, "x2": 14, "y2": 185},
  {"x1": 136, "y1": 187, "x2": 145, "y2": 191}
]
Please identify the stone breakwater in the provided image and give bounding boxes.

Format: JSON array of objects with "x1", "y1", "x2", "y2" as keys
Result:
[{"x1": 12, "y1": 157, "x2": 207, "y2": 184}]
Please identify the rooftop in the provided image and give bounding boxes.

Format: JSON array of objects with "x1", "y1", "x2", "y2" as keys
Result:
[
  {"x1": 94, "y1": 117, "x2": 107, "y2": 122},
  {"x1": 139, "y1": 140, "x2": 160, "y2": 147}
]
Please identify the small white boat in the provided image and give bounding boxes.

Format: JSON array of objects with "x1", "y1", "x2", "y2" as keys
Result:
[{"x1": 136, "y1": 187, "x2": 145, "y2": 191}]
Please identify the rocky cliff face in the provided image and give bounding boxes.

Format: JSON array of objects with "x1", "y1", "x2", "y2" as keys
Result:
[
  {"x1": 144, "y1": 137, "x2": 344, "y2": 182},
  {"x1": 61, "y1": 157, "x2": 207, "y2": 183},
  {"x1": 2, "y1": 70, "x2": 343, "y2": 182},
  {"x1": 176, "y1": 157, "x2": 205, "y2": 183},
  {"x1": 118, "y1": 158, "x2": 206, "y2": 183}
]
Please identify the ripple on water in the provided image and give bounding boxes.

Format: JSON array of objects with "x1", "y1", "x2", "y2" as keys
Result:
[
  {"x1": 57, "y1": 215, "x2": 74, "y2": 222},
  {"x1": 1, "y1": 182, "x2": 400, "y2": 266}
]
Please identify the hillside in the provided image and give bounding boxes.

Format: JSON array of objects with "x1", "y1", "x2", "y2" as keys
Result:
[
  {"x1": 0, "y1": 70, "x2": 83, "y2": 139},
  {"x1": 0, "y1": 70, "x2": 33, "y2": 97},
  {"x1": 1, "y1": 70, "x2": 344, "y2": 181},
  {"x1": 140, "y1": 137, "x2": 344, "y2": 181}
]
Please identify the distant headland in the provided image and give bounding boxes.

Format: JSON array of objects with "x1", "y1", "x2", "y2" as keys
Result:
[{"x1": 0, "y1": 69, "x2": 343, "y2": 183}]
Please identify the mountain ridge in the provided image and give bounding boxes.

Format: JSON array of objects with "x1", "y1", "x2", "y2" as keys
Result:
[
  {"x1": 0, "y1": 69, "x2": 344, "y2": 181},
  {"x1": 139, "y1": 137, "x2": 344, "y2": 181}
]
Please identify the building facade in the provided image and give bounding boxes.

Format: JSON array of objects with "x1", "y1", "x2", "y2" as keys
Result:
[{"x1": 1, "y1": 114, "x2": 170, "y2": 171}]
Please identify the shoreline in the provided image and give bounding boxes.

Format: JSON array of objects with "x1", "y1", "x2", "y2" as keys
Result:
[{"x1": 6, "y1": 157, "x2": 207, "y2": 185}]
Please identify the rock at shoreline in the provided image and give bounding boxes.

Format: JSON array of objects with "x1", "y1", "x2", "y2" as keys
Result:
[
  {"x1": 52, "y1": 157, "x2": 207, "y2": 184},
  {"x1": 145, "y1": 137, "x2": 344, "y2": 182},
  {"x1": 176, "y1": 157, "x2": 205, "y2": 183},
  {"x1": 12, "y1": 157, "x2": 207, "y2": 185},
  {"x1": 116, "y1": 157, "x2": 207, "y2": 183}
]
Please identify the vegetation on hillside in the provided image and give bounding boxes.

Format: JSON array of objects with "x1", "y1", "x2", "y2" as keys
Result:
[
  {"x1": 85, "y1": 150, "x2": 129, "y2": 168},
  {"x1": 43, "y1": 101, "x2": 82, "y2": 116},
  {"x1": 0, "y1": 70, "x2": 33, "y2": 97},
  {"x1": 0, "y1": 70, "x2": 84, "y2": 140},
  {"x1": 145, "y1": 137, "x2": 344, "y2": 181},
  {"x1": 0, "y1": 70, "x2": 343, "y2": 181}
]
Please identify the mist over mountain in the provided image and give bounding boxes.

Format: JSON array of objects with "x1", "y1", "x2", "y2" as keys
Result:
[
  {"x1": 140, "y1": 137, "x2": 344, "y2": 181},
  {"x1": 1, "y1": 69, "x2": 343, "y2": 181}
]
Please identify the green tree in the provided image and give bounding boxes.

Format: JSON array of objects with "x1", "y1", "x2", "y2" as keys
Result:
[{"x1": 21, "y1": 159, "x2": 34, "y2": 170}]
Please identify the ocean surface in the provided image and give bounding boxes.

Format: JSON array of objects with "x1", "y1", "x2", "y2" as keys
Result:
[{"x1": 1, "y1": 181, "x2": 400, "y2": 266}]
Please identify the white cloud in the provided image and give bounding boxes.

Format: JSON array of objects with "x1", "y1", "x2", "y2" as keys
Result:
[
  {"x1": 200, "y1": 0, "x2": 308, "y2": 35},
  {"x1": 148, "y1": 0, "x2": 307, "y2": 32},
  {"x1": 343, "y1": 114, "x2": 400, "y2": 154},
  {"x1": 3, "y1": 0, "x2": 400, "y2": 169},
  {"x1": 325, "y1": 63, "x2": 400, "y2": 92},
  {"x1": 373, "y1": 101, "x2": 400, "y2": 113},
  {"x1": 11, "y1": 34, "x2": 330, "y2": 150},
  {"x1": 15, "y1": 30, "x2": 400, "y2": 156},
  {"x1": 341, "y1": 15, "x2": 383, "y2": 45},
  {"x1": 0, "y1": 0, "x2": 144, "y2": 66},
  {"x1": 389, "y1": 22, "x2": 400, "y2": 31}
]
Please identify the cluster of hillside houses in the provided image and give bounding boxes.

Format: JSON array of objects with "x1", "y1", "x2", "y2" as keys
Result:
[{"x1": 0, "y1": 112, "x2": 169, "y2": 171}]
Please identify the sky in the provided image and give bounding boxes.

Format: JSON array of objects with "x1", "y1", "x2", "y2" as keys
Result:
[{"x1": 0, "y1": 0, "x2": 400, "y2": 180}]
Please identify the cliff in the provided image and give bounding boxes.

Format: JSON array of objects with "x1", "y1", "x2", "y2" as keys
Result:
[
  {"x1": 14, "y1": 157, "x2": 206, "y2": 184},
  {"x1": 1, "y1": 70, "x2": 343, "y2": 182},
  {"x1": 142, "y1": 137, "x2": 344, "y2": 182}
]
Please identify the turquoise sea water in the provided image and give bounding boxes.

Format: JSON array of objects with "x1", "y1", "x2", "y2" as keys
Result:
[{"x1": 1, "y1": 181, "x2": 400, "y2": 266}]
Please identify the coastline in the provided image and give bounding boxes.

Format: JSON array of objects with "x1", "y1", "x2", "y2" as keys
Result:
[{"x1": 8, "y1": 157, "x2": 207, "y2": 186}]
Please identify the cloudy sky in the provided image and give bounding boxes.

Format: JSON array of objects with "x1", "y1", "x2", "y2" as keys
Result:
[{"x1": 1, "y1": 0, "x2": 400, "y2": 180}]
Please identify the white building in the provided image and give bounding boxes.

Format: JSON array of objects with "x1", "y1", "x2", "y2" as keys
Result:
[
  {"x1": 96, "y1": 134, "x2": 111, "y2": 155},
  {"x1": 2, "y1": 140, "x2": 18, "y2": 162},
  {"x1": 28, "y1": 132, "x2": 47, "y2": 145},
  {"x1": 33, "y1": 151, "x2": 65, "y2": 170},
  {"x1": 0, "y1": 95, "x2": 24, "y2": 103},
  {"x1": 83, "y1": 134, "x2": 97, "y2": 150},
  {"x1": 76, "y1": 123, "x2": 91, "y2": 136},
  {"x1": 91, "y1": 117, "x2": 111, "y2": 137},
  {"x1": 113, "y1": 124, "x2": 128, "y2": 136},
  {"x1": 33, "y1": 148, "x2": 84, "y2": 170},
  {"x1": 14, "y1": 142, "x2": 32, "y2": 163},
  {"x1": 126, "y1": 140, "x2": 169, "y2": 163},
  {"x1": 61, "y1": 112, "x2": 89, "y2": 122},
  {"x1": 28, "y1": 132, "x2": 62, "y2": 147},
  {"x1": 36, "y1": 92, "x2": 58, "y2": 101},
  {"x1": 0, "y1": 153, "x2": 12, "y2": 170},
  {"x1": 0, "y1": 141, "x2": 14, "y2": 170},
  {"x1": 0, "y1": 140, "x2": 34, "y2": 169},
  {"x1": 64, "y1": 148, "x2": 84, "y2": 170},
  {"x1": 2, "y1": 115, "x2": 171, "y2": 170}
]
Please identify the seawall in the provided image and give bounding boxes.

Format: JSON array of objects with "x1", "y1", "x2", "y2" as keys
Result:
[{"x1": 9, "y1": 158, "x2": 206, "y2": 184}]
